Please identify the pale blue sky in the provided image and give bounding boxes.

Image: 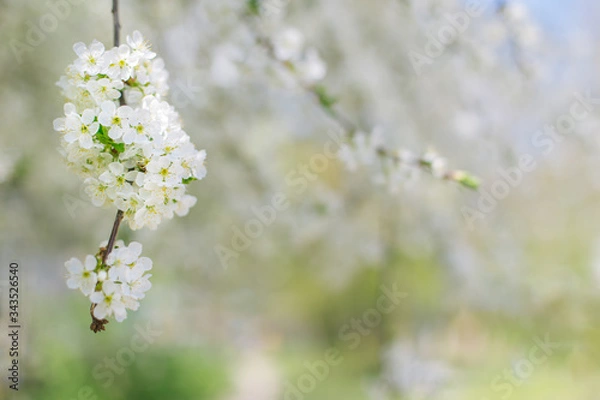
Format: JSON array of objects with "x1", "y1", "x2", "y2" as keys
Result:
[{"x1": 523, "y1": 0, "x2": 590, "y2": 34}]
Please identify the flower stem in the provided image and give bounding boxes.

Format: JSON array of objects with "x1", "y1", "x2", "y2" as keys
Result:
[
  {"x1": 90, "y1": 210, "x2": 125, "y2": 333},
  {"x1": 102, "y1": 210, "x2": 125, "y2": 264}
]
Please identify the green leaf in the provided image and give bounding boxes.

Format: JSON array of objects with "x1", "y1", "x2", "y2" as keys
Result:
[
  {"x1": 95, "y1": 124, "x2": 125, "y2": 155},
  {"x1": 113, "y1": 142, "x2": 125, "y2": 153},
  {"x1": 248, "y1": 0, "x2": 261, "y2": 15},
  {"x1": 182, "y1": 177, "x2": 198, "y2": 185},
  {"x1": 95, "y1": 125, "x2": 109, "y2": 142},
  {"x1": 313, "y1": 85, "x2": 337, "y2": 110},
  {"x1": 452, "y1": 171, "x2": 481, "y2": 190},
  {"x1": 125, "y1": 79, "x2": 142, "y2": 88}
]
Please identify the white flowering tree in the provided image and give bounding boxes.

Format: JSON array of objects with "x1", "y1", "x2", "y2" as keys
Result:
[{"x1": 19, "y1": 0, "x2": 592, "y2": 396}]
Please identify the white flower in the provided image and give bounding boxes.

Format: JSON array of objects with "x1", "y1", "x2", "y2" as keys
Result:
[
  {"x1": 148, "y1": 59, "x2": 169, "y2": 95},
  {"x1": 134, "y1": 204, "x2": 163, "y2": 230},
  {"x1": 65, "y1": 255, "x2": 98, "y2": 296},
  {"x1": 185, "y1": 149, "x2": 207, "y2": 180},
  {"x1": 87, "y1": 78, "x2": 124, "y2": 103},
  {"x1": 115, "y1": 192, "x2": 144, "y2": 221},
  {"x1": 372, "y1": 157, "x2": 415, "y2": 194},
  {"x1": 297, "y1": 48, "x2": 327, "y2": 84},
  {"x1": 123, "y1": 86, "x2": 144, "y2": 106},
  {"x1": 338, "y1": 144, "x2": 359, "y2": 172},
  {"x1": 338, "y1": 129, "x2": 384, "y2": 171},
  {"x1": 99, "y1": 162, "x2": 137, "y2": 200},
  {"x1": 97, "y1": 101, "x2": 134, "y2": 140},
  {"x1": 90, "y1": 281, "x2": 128, "y2": 322},
  {"x1": 355, "y1": 129, "x2": 384, "y2": 165},
  {"x1": 123, "y1": 108, "x2": 160, "y2": 144},
  {"x1": 422, "y1": 151, "x2": 448, "y2": 179},
  {"x1": 122, "y1": 265, "x2": 152, "y2": 299},
  {"x1": 127, "y1": 30, "x2": 156, "y2": 60},
  {"x1": 175, "y1": 194, "x2": 197, "y2": 217},
  {"x1": 121, "y1": 295, "x2": 141, "y2": 312},
  {"x1": 73, "y1": 40, "x2": 105, "y2": 74},
  {"x1": 53, "y1": 103, "x2": 78, "y2": 134},
  {"x1": 124, "y1": 241, "x2": 144, "y2": 259},
  {"x1": 145, "y1": 156, "x2": 185, "y2": 186},
  {"x1": 97, "y1": 270, "x2": 108, "y2": 282},
  {"x1": 65, "y1": 142, "x2": 111, "y2": 178},
  {"x1": 84, "y1": 177, "x2": 110, "y2": 207},
  {"x1": 133, "y1": 255, "x2": 153, "y2": 272},
  {"x1": 273, "y1": 28, "x2": 305, "y2": 61},
  {"x1": 105, "y1": 44, "x2": 136, "y2": 81},
  {"x1": 106, "y1": 242, "x2": 140, "y2": 282},
  {"x1": 63, "y1": 109, "x2": 99, "y2": 149},
  {"x1": 140, "y1": 183, "x2": 184, "y2": 220}
]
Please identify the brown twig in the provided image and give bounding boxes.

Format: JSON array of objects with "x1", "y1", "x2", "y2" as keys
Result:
[
  {"x1": 90, "y1": 0, "x2": 125, "y2": 333},
  {"x1": 112, "y1": 0, "x2": 121, "y2": 47},
  {"x1": 90, "y1": 210, "x2": 124, "y2": 333},
  {"x1": 103, "y1": 210, "x2": 125, "y2": 264}
]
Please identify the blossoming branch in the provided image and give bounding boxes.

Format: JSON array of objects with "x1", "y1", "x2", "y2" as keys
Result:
[
  {"x1": 53, "y1": 21, "x2": 206, "y2": 332},
  {"x1": 245, "y1": 2, "x2": 480, "y2": 191}
]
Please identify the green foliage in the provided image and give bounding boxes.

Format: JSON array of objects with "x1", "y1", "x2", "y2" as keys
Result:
[
  {"x1": 96, "y1": 125, "x2": 125, "y2": 155},
  {"x1": 22, "y1": 341, "x2": 229, "y2": 400},
  {"x1": 313, "y1": 85, "x2": 338, "y2": 110},
  {"x1": 113, "y1": 350, "x2": 229, "y2": 399},
  {"x1": 182, "y1": 177, "x2": 198, "y2": 184},
  {"x1": 452, "y1": 170, "x2": 481, "y2": 190},
  {"x1": 247, "y1": 0, "x2": 261, "y2": 16}
]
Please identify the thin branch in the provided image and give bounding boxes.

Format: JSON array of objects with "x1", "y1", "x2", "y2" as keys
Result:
[
  {"x1": 250, "y1": 23, "x2": 480, "y2": 189},
  {"x1": 90, "y1": 210, "x2": 124, "y2": 333},
  {"x1": 102, "y1": 210, "x2": 125, "y2": 264},
  {"x1": 112, "y1": 0, "x2": 121, "y2": 47},
  {"x1": 90, "y1": 0, "x2": 125, "y2": 333}
]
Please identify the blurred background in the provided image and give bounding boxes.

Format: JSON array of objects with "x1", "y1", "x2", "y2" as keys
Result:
[{"x1": 2, "y1": 0, "x2": 600, "y2": 399}]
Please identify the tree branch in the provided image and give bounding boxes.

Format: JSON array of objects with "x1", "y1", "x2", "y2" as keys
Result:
[
  {"x1": 90, "y1": 0, "x2": 125, "y2": 333},
  {"x1": 112, "y1": 0, "x2": 121, "y2": 47},
  {"x1": 248, "y1": 21, "x2": 480, "y2": 190},
  {"x1": 103, "y1": 211, "x2": 125, "y2": 264}
]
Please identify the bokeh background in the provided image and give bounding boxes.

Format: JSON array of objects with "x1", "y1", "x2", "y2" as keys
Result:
[{"x1": 2, "y1": 0, "x2": 600, "y2": 399}]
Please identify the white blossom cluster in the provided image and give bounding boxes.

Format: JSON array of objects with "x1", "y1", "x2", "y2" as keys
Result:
[
  {"x1": 338, "y1": 129, "x2": 449, "y2": 192},
  {"x1": 65, "y1": 241, "x2": 152, "y2": 322},
  {"x1": 338, "y1": 129, "x2": 387, "y2": 172},
  {"x1": 271, "y1": 27, "x2": 327, "y2": 86},
  {"x1": 53, "y1": 31, "x2": 207, "y2": 231}
]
